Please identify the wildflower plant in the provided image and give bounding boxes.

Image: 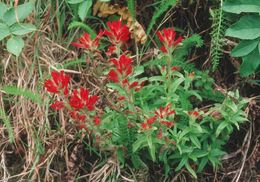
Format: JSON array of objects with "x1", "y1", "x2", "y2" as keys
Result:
[{"x1": 44, "y1": 20, "x2": 248, "y2": 178}]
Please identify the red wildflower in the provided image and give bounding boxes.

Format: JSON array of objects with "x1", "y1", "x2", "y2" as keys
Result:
[
  {"x1": 171, "y1": 66, "x2": 179, "y2": 71},
  {"x1": 93, "y1": 116, "x2": 101, "y2": 126},
  {"x1": 146, "y1": 115, "x2": 158, "y2": 124},
  {"x1": 50, "y1": 101, "x2": 64, "y2": 110},
  {"x1": 108, "y1": 54, "x2": 133, "y2": 83},
  {"x1": 190, "y1": 111, "x2": 200, "y2": 117},
  {"x1": 141, "y1": 122, "x2": 151, "y2": 130},
  {"x1": 161, "y1": 121, "x2": 174, "y2": 128},
  {"x1": 104, "y1": 20, "x2": 130, "y2": 45},
  {"x1": 106, "y1": 45, "x2": 116, "y2": 56},
  {"x1": 44, "y1": 71, "x2": 70, "y2": 96},
  {"x1": 69, "y1": 88, "x2": 98, "y2": 110},
  {"x1": 129, "y1": 81, "x2": 138, "y2": 89},
  {"x1": 118, "y1": 96, "x2": 126, "y2": 101},
  {"x1": 155, "y1": 103, "x2": 176, "y2": 119},
  {"x1": 157, "y1": 28, "x2": 182, "y2": 53},
  {"x1": 108, "y1": 69, "x2": 119, "y2": 83},
  {"x1": 71, "y1": 30, "x2": 104, "y2": 51}
]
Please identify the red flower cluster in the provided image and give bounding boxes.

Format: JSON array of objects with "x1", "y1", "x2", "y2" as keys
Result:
[
  {"x1": 44, "y1": 71, "x2": 101, "y2": 129},
  {"x1": 69, "y1": 88, "x2": 98, "y2": 110},
  {"x1": 157, "y1": 28, "x2": 183, "y2": 53},
  {"x1": 71, "y1": 31, "x2": 104, "y2": 52},
  {"x1": 44, "y1": 71, "x2": 70, "y2": 96},
  {"x1": 104, "y1": 20, "x2": 130, "y2": 56},
  {"x1": 104, "y1": 20, "x2": 130, "y2": 45},
  {"x1": 108, "y1": 54, "x2": 133, "y2": 82},
  {"x1": 141, "y1": 103, "x2": 176, "y2": 130}
]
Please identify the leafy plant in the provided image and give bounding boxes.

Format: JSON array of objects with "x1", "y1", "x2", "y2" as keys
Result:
[
  {"x1": 0, "y1": 2, "x2": 36, "y2": 56},
  {"x1": 223, "y1": 0, "x2": 260, "y2": 76},
  {"x1": 44, "y1": 20, "x2": 248, "y2": 179}
]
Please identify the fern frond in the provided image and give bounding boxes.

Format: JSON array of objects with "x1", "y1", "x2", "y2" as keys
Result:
[
  {"x1": 146, "y1": 0, "x2": 177, "y2": 36},
  {"x1": 209, "y1": 0, "x2": 230, "y2": 71},
  {"x1": 2, "y1": 85, "x2": 42, "y2": 104}
]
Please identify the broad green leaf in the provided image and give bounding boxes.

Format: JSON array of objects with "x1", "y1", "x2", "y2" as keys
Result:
[
  {"x1": 223, "y1": 0, "x2": 260, "y2": 14},
  {"x1": 78, "y1": 0, "x2": 92, "y2": 21},
  {"x1": 0, "y1": 23, "x2": 10, "y2": 41},
  {"x1": 6, "y1": 36, "x2": 24, "y2": 56},
  {"x1": 68, "y1": 21, "x2": 96, "y2": 38},
  {"x1": 240, "y1": 48, "x2": 260, "y2": 77},
  {"x1": 231, "y1": 40, "x2": 259, "y2": 57},
  {"x1": 0, "y1": 2, "x2": 8, "y2": 20},
  {"x1": 185, "y1": 162, "x2": 197, "y2": 178},
  {"x1": 225, "y1": 15, "x2": 260, "y2": 40},
  {"x1": 10, "y1": 23, "x2": 36, "y2": 35},
  {"x1": 216, "y1": 122, "x2": 228, "y2": 137},
  {"x1": 67, "y1": 0, "x2": 84, "y2": 4},
  {"x1": 258, "y1": 42, "x2": 260, "y2": 54},
  {"x1": 3, "y1": 2, "x2": 34, "y2": 26}
]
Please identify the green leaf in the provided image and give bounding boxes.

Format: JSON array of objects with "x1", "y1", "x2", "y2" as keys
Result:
[
  {"x1": 231, "y1": 40, "x2": 259, "y2": 57},
  {"x1": 106, "y1": 83, "x2": 126, "y2": 95},
  {"x1": 258, "y1": 42, "x2": 260, "y2": 54},
  {"x1": 3, "y1": 85, "x2": 42, "y2": 104},
  {"x1": 216, "y1": 122, "x2": 228, "y2": 137},
  {"x1": 223, "y1": 0, "x2": 260, "y2": 14},
  {"x1": 68, "y1": 21, "x2": 96, "y2": 38},
  {"x1": 6, "y1": 36, "x2": 24, "y2": 56},
  {"x1": 0, "y1": 2, "x2": 8, "y2": 20},
  {"x1": 240, "y1": 48, "x2": 260, "y2": 77},
  {"x1": 67, "y1": 0, "x2": 84, "y2": 4},
  {"x1": 132, "y1": 135, "x2": 146, "y2": 152},
  {"x1": 3, "y1": 2, "x2": 34, "y2": 26},
  {"x1": 197, "y1": 157, "x2": 208, "y2": 172},
  {"x1": 78, "y1": 0, "x2": 92, "y2": 21},
  {"x1": 0, "y1": 23, "x2": 10, "y2": 41},
  {"x1": 0, "y1": 108, "x2": 14, "y2": 143},
  {"x1": 10, "y1": 23, "x2": 36, "y2": 35},
  {"x1": 225, "y1": 15, "x2": 260, "y2": 40},
  {"x1": 185, "y1": 162, "x2": 197, "y2": 178},
  {"x1": 175, "y1": 155, "x2": 188, "y2": 171},
  {"x1": 147, "y1": 135, "x2": 156, "y2": 161},
  {"x1": 190, "y1": 135, "x2": 201, "y2": 149}
]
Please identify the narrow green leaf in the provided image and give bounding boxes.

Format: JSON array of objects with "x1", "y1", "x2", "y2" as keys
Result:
[
  {"x1": 10, "y1": 23, "x2": 36, "y2": 35},
  {"x1": 231, "y1": 40, "x2": 259, "y2": 57},
  {"x1": 225, "y1": 15, "x2": 260, "y2": 40},
  {"x1": 6, "y1": 36, "x2": 24, "y2": 56},
  {"x1": 132, "y1": 135, "x2": 146, "y2": 152},
  {"x1": 0, "y1": 108, "x2": 14, "y2": 143},
  {"x1": 67, "y1": 0, "x2": 84, "y2": 4},
  {"x1": 258, "y1": 42, "x2": 260, "y2": 55},
  {"x1": 216, "y1": 122, "x2": 228, "y2": 137},
  {"x1": 147, "y1": 135, "x2": 156, "y2": 161},
  {"x1": 175, "y1": 155, "x2": 188, "y2": 171},
  {"x1": 3, "y1": 85, "x2": 42, "y2": 104},
  {"x1": 240, "y1": 48, "x2": 260, "y2": 77},
  {"x1": 190, "y1": 135, "x2": 201, "y2": 149},
  {"x1": 185, "y1": 162, "x2": 197, "y2": 178},
  {"x1": 3, "y1": 2, "x2": 34, "y2": 26},
  {"x1": 68, "y1": 21, "x2": 96, "y2": 38},
  {"x1": 198, "y1": 157, "x2": 208, "y2": 172},
  {"x1": 78, "y1": 0, "x2": 92, "y2": 21},
  {"x1": 127, "y1": 0, "x2": 135, "y2": 20},
  {"x1": 223, "y1": 0, "x2": 260, "y2": 14},
  {"x1": 0, "y1": 23, "x2": 10, "y2": 41}
]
